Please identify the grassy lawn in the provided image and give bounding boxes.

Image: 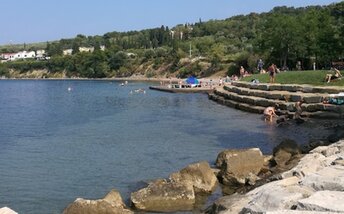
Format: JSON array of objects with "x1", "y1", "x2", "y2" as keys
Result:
[{"x1": 242, "y1": 70, "x2": 344, "y2": 86}]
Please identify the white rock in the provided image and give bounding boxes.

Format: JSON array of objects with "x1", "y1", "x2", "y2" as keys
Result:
[
  {"x1": 300, "y1": 165, "x2": 344, "y2": 191},
  {"x1": 266, "y1": 210, "x2": 337, "y2": 214},
  {"x1": 243, "y1": 177, "x2": 313, "y2": 213},
  {"x1": 281, "y1": 153, "x2": 331, "y2": 179},
  {"x1": 323, "y1": 147, "x2": 340, "y2": 157},
  {"x1": 297, "y1": 190, "x2": 344, "y2": 212},
  {"x1": 0, "y1": 207, "x2": 17, "y2": 214},
  {"x1": 209, "y1": 194, "x2": 251, "y2": 214}
]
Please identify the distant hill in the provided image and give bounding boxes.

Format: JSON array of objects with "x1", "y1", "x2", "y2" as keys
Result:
[{"x1": 0, "y1": 1, "x2": 342, "y2": 79}]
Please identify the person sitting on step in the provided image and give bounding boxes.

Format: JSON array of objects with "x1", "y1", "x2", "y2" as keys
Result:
[{"x1": 325, "y1": 68, "x2": 342, "y2": 83}]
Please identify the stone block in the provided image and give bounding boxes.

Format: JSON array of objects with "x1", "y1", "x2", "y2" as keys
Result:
[
  {"x1": 297, "y1": 191, "x2": 344, "y2": 212},
  {"x1": 216, "y1": 148, "x2": 264, "y2": 185}
]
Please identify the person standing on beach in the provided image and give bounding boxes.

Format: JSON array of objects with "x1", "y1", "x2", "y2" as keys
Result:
[
  {"x1": 240, "y1": 66, "x2": 245, "y2": 79},
  {"x1": 268, "y1": 64, "x2": 276, "y2": 83},
  {"x1": 257, "y1": 59, "x2": 264, "y2": 72}
]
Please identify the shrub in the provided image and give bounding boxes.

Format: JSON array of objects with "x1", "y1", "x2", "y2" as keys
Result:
[{"x1": 227, "y1": 63, "x2": 239, "y2": 76}]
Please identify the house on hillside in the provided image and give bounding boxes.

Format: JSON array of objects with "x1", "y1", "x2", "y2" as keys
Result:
[
  {"x1": 1, "y1": 53, "x2": 16, "y2": 61},
  {"x1": 35, "y1": 49, "x2": 50, "y2": 60},
  {"x1": 79, "y1": 47, "x2": 94, "y2": 53},
  {"x1": 1, "y1": 51, "x2": 35, "y2": 61},
  {"x1": 36, "y1": 50, "x2": 45, "y2": 58},
  {"x1": 63, "y1": 49, "x2": 73, "y2": 56},
  {"x1": 100, "y1": 45, "x2": 105, "y2": 51},
  {"x1": 126, "y1": 52, "x2": 136, "y2": 58},
  {"x1": 15, "y1": 51, "x2": 36, "y2": 60}
]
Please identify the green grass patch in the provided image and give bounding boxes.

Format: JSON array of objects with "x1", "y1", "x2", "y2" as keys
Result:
[{"x1": 242, "y1": 70, "x2": 344, "y2": 86}]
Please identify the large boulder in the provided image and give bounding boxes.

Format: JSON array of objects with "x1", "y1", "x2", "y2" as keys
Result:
[
  {"x1": 205, "y1": 194, "x2": 250, "y2": 214},
  {"x1": 281, "y1": 152, "x2": 329, "y2": 179},
  {"x1": 273, "y1": 139, "x2": 302, "y2": 169},
  {"x1": 130, "y1": 179, "x2": 195, "y2": 212},
  {"x1": 300, "y1": 165, "x2": 344, "y2": 191},
  {"x1": 266, "y1": 211, "x2": 338, "y2": 214},
  {"x1": 243, "y1": 177, "x2": 314, "y2": 213},
  {"x1": 297, "y1": 191, "x2": 344, "y2": 212},
  {"x1": 216, "y1": 148, "x2": 264, "y2": 185},
  {"x1": 0, "y1": 207, "x2": 17, "y2": 214},
  {"x1": 169, "y1": 161, "x2": 218, "y2": 194},
  {"x1": 282, "y1": 141, "x2": 344, "y2": 179},
  {"x1": 63, "y1": 189, "x2": 133, "y2": 214}
]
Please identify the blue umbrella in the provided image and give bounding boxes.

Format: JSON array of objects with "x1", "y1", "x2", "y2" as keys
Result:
[{"x1": 186, "y1": 76, "x2": 199, "y2": 84}]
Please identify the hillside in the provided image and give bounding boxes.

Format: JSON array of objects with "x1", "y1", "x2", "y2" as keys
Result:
[{"x1": 0, "y1": 2, "x2": 343, "y2": 79}]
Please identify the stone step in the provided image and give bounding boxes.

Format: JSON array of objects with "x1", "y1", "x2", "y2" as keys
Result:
[
  {"x1": 232, "y1": 81, "x2": 344, "y2": 94},
  {"x1": 209, "y1": 93, "x2": 343, "y2": 119},
  {"x1": 216, "y1": 87, "x2": 344, "y2": 114},
  {"x1": 208, "y1": 93, "x2": 266, "y2": 114},
  {"x1": 224, "y1": 85, "x2": 326, "y2": 104},
  {"x1": 214, "y1": 86, "x2": 344, "y2": 114}
]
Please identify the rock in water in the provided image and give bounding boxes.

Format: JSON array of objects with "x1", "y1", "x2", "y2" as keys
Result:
[
  {"x1": 130, "y1": 179, "x2": 195, "y2": 212},
  {"x1": 169, "y1": 161, "x2": 218, "y2": 194},
  {"x1": 272, "y1": 139, "x2": 302, "y2": 171},
  {"x1": 216, "y1": 148, "x2": 264, "y2": 185},
  {"x1": 63, "y1": 189, "x2": 133, "y2": 214}
]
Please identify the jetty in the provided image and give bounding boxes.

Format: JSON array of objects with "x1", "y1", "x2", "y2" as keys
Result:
[
  {"x1": 209, "y1": 81, "x2": 344, "y2": 119},
  {"x1": 149, "y1": 84, "x2": 214, "y2": 93}
]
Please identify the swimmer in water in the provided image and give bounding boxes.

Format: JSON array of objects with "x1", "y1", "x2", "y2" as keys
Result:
[{"x1": 264, "y1": 106, "x2": 277, "y2": 122}]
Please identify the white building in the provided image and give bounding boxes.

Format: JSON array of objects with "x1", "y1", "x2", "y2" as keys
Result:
[
  {"x1": 79, "y1": 47, "x2": 94, "y2": 53},
  {"x1": 63, "y1": 49, "x2": 73, "y2": 56},
  {"x1": 0, "y1": 53, "x2": 16, "y2": 61},
  {"x1": 15, "y1": 51, "x2": 36, "y2": 60},
  {"x1": 36, "y1": 50, "x2": 46, "y2": 58},
  {"x1": 1, "y1": 51, "x2": 35, "y2": 61}
]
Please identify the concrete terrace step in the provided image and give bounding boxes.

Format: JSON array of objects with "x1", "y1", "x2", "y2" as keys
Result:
[
  {"x1": 209, "y1": 93, "x2": 343, "y2": 119},
  {"x1": 215, "y1": 88, "x2": 295, "y2": 111},
  {"x1": 208, "y1": 93, "x2": 266, "y2": 114},
  {"x1": 224, "y1": 85, "x2": 328, "y2": 104},
  {"x1": 232, "y1": 81, "x2": 344, "y2": 94},
  {"x1": 216, "y1": 87, "x2": 344, "y2": 113}
]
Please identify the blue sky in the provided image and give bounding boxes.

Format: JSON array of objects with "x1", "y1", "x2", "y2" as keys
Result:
[{"x1": 0, "y1": 0, "x2": 341, "y2": 45}]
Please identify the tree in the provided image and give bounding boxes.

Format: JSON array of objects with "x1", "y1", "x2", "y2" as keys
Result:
[
  {"x1": 259, "y1": 14, "x2": 300, "y2": 68},
  {"x1": 46, "y1": 42, "x2": 62, "y2": 56},
  {"x1": 109, "y1": 51, "x2": 127, "y2": 70}
]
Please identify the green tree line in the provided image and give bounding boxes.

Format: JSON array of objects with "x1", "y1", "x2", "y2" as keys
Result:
[{"x1": 0, "y1": 2, "x2": 342, "y2": 78}]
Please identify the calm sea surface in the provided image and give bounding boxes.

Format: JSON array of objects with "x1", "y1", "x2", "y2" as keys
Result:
[{"x1": 0, "y1": 80, "x2": 331, "y2": 213}]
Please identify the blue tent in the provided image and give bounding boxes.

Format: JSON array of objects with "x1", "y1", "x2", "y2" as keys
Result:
[{"x1": 186, "y1": 76, "x2": 199, "y2": 84}]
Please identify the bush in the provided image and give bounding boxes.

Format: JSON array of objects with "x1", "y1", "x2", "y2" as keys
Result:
[
  {"x1": 227, "y1": 63, "x2": 239, "y2": 76},
  {"x1": 145, "y1": 70, "x2": 156, "y2": 78}
]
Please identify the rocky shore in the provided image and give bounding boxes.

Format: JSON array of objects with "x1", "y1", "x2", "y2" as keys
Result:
[
  {"x1": 1, "y1": 80, "x2": 343, "y2": 213},
  {"x1": 59, "y1": 121, "x2": 344, "y2": 214},
  {"x1": 1, "y1": 136, "x2": 344, "y2": 214}
]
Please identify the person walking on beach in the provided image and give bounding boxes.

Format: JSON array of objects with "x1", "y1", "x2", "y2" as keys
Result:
[{"x1": 268, "y1": 64, "x2": 276, "y2": 83}]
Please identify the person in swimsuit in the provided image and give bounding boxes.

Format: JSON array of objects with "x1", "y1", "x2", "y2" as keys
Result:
[
  {"x1": 325, "y1": 68, "x2": 342, "y2": 83},
  {"x1": 264, "y1": 106, "x2": 277, "y2": 122},
  {"x1": 268, "y1": 64, "x2": 276, "y2": 83}
]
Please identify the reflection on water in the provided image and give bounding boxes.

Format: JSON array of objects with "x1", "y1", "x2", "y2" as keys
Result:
[{"x1": 0, "y1": 80, "x2": 333, "y2": 213}]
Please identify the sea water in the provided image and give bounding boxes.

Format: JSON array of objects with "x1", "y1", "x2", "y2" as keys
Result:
[{"x1": 0, "y1": 80, "x2": 331, "y2": 213}]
